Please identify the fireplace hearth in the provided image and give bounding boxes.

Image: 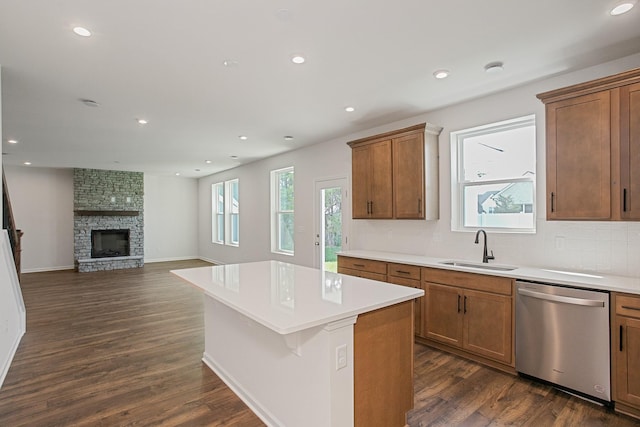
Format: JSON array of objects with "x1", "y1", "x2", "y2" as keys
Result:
[{"x1": 91, "y1": 229, "x2": 130, "y2": 258}]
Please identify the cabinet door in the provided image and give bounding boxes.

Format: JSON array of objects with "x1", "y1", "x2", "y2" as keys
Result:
[
  {"x1": 462, "y1": 289, "x2": 512, "y2": 364},
  {"x1": 615, "y1": 316, "x2": 640, "y2": 407},
  {"x1": 620, "y1": 82, "x2": 640, "y2": 220},
  {"x1": 425, "y1": 283, "x2": 462, "y2": 347},
  {"x1": 388, "y1": 276, "x2": 424, "y2": 338},
  {"x1": 393, "y1": 132, "x2": 425, "y2": 219},
  {"x1": 352, "y1": 145, "x2": 372, "y2": 218},
  {"x1": 546, "y1": 91, "x2": 611, "y2": 219},
  {"x1": 369, "y1": 140, "x2": 393, "y2": 218}
]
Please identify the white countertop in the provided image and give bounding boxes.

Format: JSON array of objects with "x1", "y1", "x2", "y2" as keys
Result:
[
  {"x1": 171, "y1": 260, "x2": 423, "y2": 335},
  {"x1": 339, "y1": 250, "x2": 640, "y2": 295}
]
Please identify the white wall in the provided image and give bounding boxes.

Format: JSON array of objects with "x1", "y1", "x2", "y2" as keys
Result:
[
  {"x1": 3, "y1": 166, "x2": 199, "y2": 271},
  {"x1": 198, "y1": 52, "x2": 640, "y2": 278},
  {"x1": 0, "y1": 231, "x2": 26, "y2": 388},
  {"x1": 144, "y1": 174, "x2": 198, "y2": 262},
  {"x1": 198, "y1": 141, "x2": 351, "y2": 267},
  {"x1": 3, "y1": 166, "x2": 75, "y2": 272}
]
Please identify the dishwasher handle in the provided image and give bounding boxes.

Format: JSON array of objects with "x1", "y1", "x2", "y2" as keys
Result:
[{"x1": 517, "y1": 288, "x2": 605, "y2": 307}]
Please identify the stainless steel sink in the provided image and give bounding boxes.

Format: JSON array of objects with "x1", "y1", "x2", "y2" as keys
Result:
[{"x1": 439, "y1": 260, "x2": 517, "y2": 271}]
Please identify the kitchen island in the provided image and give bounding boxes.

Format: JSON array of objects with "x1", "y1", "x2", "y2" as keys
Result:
[{"x1": 171, "y1": 260, "x2": 423, "y2": 427}]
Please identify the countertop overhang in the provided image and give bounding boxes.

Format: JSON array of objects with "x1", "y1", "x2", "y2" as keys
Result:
[
  {"x1": 339, "y1": 250, "x2": 640, "y2": 296},
  {"x1": 171, "y1": 260, "x2": 423, "y2": 335}
]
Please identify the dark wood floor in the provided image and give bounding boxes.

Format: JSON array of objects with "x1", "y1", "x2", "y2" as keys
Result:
[{"x1": 0, "y1": 260, "x2": 637, "y2": 426}]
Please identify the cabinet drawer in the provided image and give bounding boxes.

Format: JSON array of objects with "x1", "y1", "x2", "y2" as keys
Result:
[
  {"x1": 616, "y1": 293, "x2": 640, "y2": 319},
  {"x1": 338, "y1": 267, "x2": 386, "y2": 282},
  {"x1": 422, "y1": 267, "x2": 512, "y2": 296},
  {"x1": 337, "y1": 256, "x2": 387, "y2": 275},
  {"x1": 388, "y1": 263, "x2": 421, "y2": 281}
]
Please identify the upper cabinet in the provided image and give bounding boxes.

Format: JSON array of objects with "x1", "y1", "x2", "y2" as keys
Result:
[
  {"x1": 538, "y1": 68, "x2": 640, "y2": 220},
  {"x1": 348, "y1": 123, "x2": 442, "y2": 220}
]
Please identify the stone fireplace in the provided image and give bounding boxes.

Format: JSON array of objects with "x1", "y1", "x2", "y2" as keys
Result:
[{"x1": 74, "y1": 169, "x2": 144, "y2": 272}]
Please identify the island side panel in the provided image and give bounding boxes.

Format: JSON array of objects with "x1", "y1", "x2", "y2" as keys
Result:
[
  {"x1": 201, "y1": 296, "x2": 355, "y2": 427},
  {"x1": 354, "y1": 300, "x2": 414, "y2": 427}
]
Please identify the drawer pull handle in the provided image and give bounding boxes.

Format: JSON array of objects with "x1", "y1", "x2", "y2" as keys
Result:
[
  {"x1": 621, "y1": 305, "x2": 640, "y2": 311},
  {"x1": 396, "y1": 270, "x2": 411, "y2": 275},
  {"x1": 353, "y1": 263, "x2": 365, "y2": 268}
]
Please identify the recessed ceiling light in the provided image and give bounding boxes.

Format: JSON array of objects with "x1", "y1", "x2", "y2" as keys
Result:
[
  {"x1": 345, "y1": 106, "x2": 355, "y2": 112},
  {"x1": 230, "y1": 155, "x2": 239, "y2": 160},
  {"x1": 239, "y1": 135, "x2": 248, "y2": 140},
  {"x1": 24, "y1": 161, "x2": 32, "y2": 166},
  {"x1": 205, "y1": 160, "x2": 212, "y2": 164},
  {"x1": 222, "y1": 60, "x2": 238, "y2": 67},
  {"x1": 175, "y1": 172, "x2": 181, "y2": 176},
  {"x1": 8, "y1": 139, "x2": 18, "y2": 144},
  {"x1": 611, "y1": 1, "x2": 636, "y2": 15},
  {"x1": 73, "y1": 27, "x2": 92, "y2": 37},
  {"x1": 195, "y1": 169, "x2": 201, "y2": 172},
  {"x1": 284, "y1": 136, "x2": 294, "y2": 141},
  {"x1": 484, "y1": 61, "x2": 504, "y2": 73},
  {"x1": 433, "y1": 69, "x2": 450, "y2": 79},
  {"x1": 137, "y1": 118, "x2": 148, "y2": 125},
  {"x1": 291, "y1": 55, "x2": 306, "y2": 64}
]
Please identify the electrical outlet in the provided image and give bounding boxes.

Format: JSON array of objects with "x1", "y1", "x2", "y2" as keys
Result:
[{"x1": 336, "y1": 344, "x2": 347, "y2": 370}]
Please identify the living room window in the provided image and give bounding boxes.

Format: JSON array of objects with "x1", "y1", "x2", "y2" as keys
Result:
[
  {"x1": 450, "y1": 115, "x2": 536, "y2": 233},
  {"x1": 211, "y1": 179, "x2": 239, "y2": 246},
  {"x1": 225, "y1": 179, "x2": 239, "y2": 246},
  {"x1": 212, "y1": 182, "x2": 224, "y2": 244},
  {"x1": 271, "y1": 167, "x2": 294, "y2": 255}
]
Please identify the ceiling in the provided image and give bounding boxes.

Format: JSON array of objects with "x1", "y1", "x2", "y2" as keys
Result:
[{"x1": 1, "y1": 1, "x2": 639, "y2": 178}]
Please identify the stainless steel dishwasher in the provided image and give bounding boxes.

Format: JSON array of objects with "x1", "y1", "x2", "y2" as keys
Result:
[{"x1": 515, "y1": 280, "x2": 610, "y2": 403}]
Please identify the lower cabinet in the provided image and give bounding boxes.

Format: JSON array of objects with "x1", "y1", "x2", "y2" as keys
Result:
[
  {"x1": 337, "y1": 255, "x2": 387, "y2": 281},
  {"x1": 387, "y1": 263, "x2": 424, "y2": 338},
  {"x1": 613, "y1": 293, "x2": 640, "y2": 419},
  {"x1": 423, "y1": 268, "x2": 514, "y2": 369},
  {"x1": 338, "y1": 256, "x2": 515, "y2": 371}
]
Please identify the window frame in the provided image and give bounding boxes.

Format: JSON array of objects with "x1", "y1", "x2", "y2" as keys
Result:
[
  {"x1": 211, "y1": 182, "x2": 225, "y2": 244},
  {"x1": 271, "y1": 166, "x2": 295, "y2": 256},
  {"x1": 225, "y1": 178, "x2": 239, "y2": 247},
  {"x1": 211, "y1": 179, "x2": 239, "y2": 246},
  {"x1": 450, "y1": 114, "x2": 537, "y2": 234}
]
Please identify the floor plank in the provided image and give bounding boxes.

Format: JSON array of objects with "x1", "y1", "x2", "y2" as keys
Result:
[{"x1": 1, "y1": 261, "x2": 638, "y2": 426}]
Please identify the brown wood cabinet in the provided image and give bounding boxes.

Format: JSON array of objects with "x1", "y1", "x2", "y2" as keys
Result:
[
  {"x1": 537, "y1": 68, "x2": 640, "y2": 220},
  {"x1": 351, "y1": 140, "x2": 393, "y2": 219},
  {"x1": 422, "y1": 267, "x2": 514, "y2": 368},
  {"x1": 620, "y1": 82, "x2": 640, "y2": 220},
  {"x1": 348, "y1": 123, "x2": 441, "y2": 220},
  {"x1": 393, "y1": 132, "x2": 425, "y2": 219},
  {"x1": 613, "y1": 293, "x2": 640, "y2": 419},
  {"x1": 337, "y1": 255, "x2": 387, "y2": 281},
  {"x1": 387, "y1": 263, "x2": 424, "y2": 337}
]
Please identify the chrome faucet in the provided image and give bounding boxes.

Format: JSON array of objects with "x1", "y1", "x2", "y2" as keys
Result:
[{"x1": 474, "y1": 229, "x2": 495, "y2": 263}]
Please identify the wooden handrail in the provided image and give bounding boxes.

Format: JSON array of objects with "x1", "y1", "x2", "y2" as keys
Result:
[{"x1": 2, "y1": 170, "x2": 23, "y2": 281}]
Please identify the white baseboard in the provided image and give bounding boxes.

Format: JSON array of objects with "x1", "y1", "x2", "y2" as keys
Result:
[
  {"x1": 22, "y1": 265, "x2": 74, "y2": 274},
  {"x1": 198, "y1": 256, "x2": 224, "y2": 265},
  {"x1": 202, "y1": 352, "x2": 280, "y2": 427},
  {"x1": 144, "y1": 256, "x2": 200, "y2": 263}
]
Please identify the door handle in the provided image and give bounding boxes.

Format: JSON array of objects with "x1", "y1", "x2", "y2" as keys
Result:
[
  {"x1": 550, "y1": 192, "x2": 555, "y2": 213},
  {"x1": 623, "y1": 188, "x2": 628, "y2": 212},
  {"x1": 620, "y1": 325, "x2": 624, "y2": 352},
  {"x1": 464, "y1": 296, "x2": 467, "y2": 314},
  {"x1": 457, "y1": 295, "x2": 461, "y2": 313},
  {"x1": 517, "y1": 288, "x2": 605, "y2": 307}
]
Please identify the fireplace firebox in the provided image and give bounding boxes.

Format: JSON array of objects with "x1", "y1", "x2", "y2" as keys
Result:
[{"x1": 91, "y1": 229, "x2": 130, "y2": 258}]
